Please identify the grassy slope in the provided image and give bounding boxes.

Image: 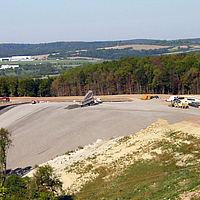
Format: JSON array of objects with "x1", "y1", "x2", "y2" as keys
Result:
[{"x1": 72, "y1": 124, "x2": 200, "y2": 199}]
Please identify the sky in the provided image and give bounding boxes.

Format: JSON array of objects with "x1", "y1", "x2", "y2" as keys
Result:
[{"x1": 0, "y1": 0, "x2": 200, "y2": 43}]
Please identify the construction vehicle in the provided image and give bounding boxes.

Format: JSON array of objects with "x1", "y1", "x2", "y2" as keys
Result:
[
  {"x1": 142, "y1": 95, "x2": 159, "y2": 100},
  {"x1": 80, "y1": 90, "x2": 102, "y2": 107},
  {"x1": 182, "y1": 103, "x2": 189, "y2": 109},
  {"x1": 0, "y1": 97, "x2": 10, "y2": 102},
  {"x1": 168, "y1": 99, "x2": 189, "y2": 109},
  {"x1": 80, "y1": 90, "x2": 94, "y2": 107},
  {"x1": 31, "y1": 100, "x2": 36, "y2": 104},
  {"x1": 142, "y1": 95, "x2": 151, "y2": 100},
  {"x1": 166, "y1": 96, "x2": 179, "y2": 102},
  {"x1": 66, "y1": 91, "x2": 102, "y2": 109},
  {"x1": 188, "y1": 102, "x2": 200, "y2": 108}
]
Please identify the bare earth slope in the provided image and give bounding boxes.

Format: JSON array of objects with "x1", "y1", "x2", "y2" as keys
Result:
[
  {"x1": 26, "y1": 117, "x2": 200, "y2": 199},
  {"x1": 0, "y1": 98, "x2": 200, "y2": 171}
]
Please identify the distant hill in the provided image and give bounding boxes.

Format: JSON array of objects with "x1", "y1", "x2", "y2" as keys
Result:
[
  {"x1": 1, "y1": 38, "x2": 200, "y2": 59},
  {"x1": 0, "y1": 39, "x2": 155, "y2": 57}
]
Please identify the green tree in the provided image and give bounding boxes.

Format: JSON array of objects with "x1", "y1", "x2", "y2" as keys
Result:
[
  {"x1": 38, "y1": 78, "x2": 53, "y2": 97},
  {"x1": 0, "y1": 78, "x2": 8, "y2": 97},
  {"x1": 0, "y1": 128, "x2": 12, "y2": 186},
  {"x1": 18, "y1": 78, "x2": 38, "y2": 97},
  {"x1": 7, "y1": 78, "x2": 18, "y2": 97},
  {"x1": 31, "y1": 164, "x2": 62, "y2": 198},
  {"x1": 4, "y1": 174, "x2": 29, "y2": 199}
]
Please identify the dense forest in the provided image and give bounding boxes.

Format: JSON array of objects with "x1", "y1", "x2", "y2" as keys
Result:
[
  {"x1": 51, "y1": 53, "x2": 200, "y2": 96},
  {"x1": 0, "y1": 53, "x2": 200, "y2": 97},
  {"x1": 0, "y1": 77, "x2": 54, "y2": 97}
]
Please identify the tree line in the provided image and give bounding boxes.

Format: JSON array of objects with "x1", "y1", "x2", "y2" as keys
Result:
[
  {"x1": 0, "y1": 53, "x2": 200, "y2": 97},
  {"x1": 65, "y1": 48, "x2": 170, "y2": 60},
  {"x1": 0, "y1": 77, "x2": 54, "y2": 97},
  {"x1": 51, "y1": 53, "x2": 200, "y2": 96}
]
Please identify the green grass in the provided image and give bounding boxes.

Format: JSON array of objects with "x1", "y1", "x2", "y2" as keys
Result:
[
  {"x1": 75, "y1": 161, "x2": 200, "y2": 200},
  {"x1": 73, "y1": 132, "x2": 200, "y2": 200},
  {"x1": 0, "y1": 59, "x2": 104, "y2": 78},
  {"x1": 0, "y1": 59, "x2": 103, "y2": 66}
]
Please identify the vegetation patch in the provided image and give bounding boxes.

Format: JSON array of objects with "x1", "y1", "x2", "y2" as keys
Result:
[{"x1": 71, "y1": 128, "x2": 200, "y2": 199}]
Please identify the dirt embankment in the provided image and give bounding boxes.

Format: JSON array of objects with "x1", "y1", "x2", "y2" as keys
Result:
[{"x1": 26, "y1": 117, "x2": 200, "y2": 198}]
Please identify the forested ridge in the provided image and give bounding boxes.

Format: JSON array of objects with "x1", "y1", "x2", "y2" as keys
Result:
[
  {"x1": 0, "y1": 53, "x2": 200, "y2": 97},
  {"x1": 0, "y1": 39, "x2": 156, "y2": 57},
  {"x1": 1, "y1": 38, "x2": 200, "y2": 58},
  {"x1": 51, "y1": 53, "x2": 200, "y2": 96}
]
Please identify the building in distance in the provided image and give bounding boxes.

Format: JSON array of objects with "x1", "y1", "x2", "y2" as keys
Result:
[
  {"x1": 0, "y1": 56, "x2": 35, "y2": 62},
  {"x1": 0, "y1": 65, "x2": 19, "y2": 69}
]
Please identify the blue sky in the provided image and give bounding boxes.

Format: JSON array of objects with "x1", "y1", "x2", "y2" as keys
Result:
[{"x1": 0, "y1": 0, "x2": 200, "y2": 43}]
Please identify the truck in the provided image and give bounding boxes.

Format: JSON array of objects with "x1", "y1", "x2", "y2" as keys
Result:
[
  {"x1": 0, "y1": 97, "x2": 10, "y2": 102},
  {"x1": 80, "y1": 90, "x2": 102, "y2": 107},
  {"x1": 166, "y1": 96, "x2": 179, "y2": 102}
]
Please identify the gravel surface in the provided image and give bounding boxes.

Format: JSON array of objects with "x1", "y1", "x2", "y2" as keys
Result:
[{"x1": 0, "y1": 99, "x2": 199, "y2": 170}]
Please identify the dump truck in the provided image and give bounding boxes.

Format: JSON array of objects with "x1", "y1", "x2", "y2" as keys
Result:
[
  {"x1": 80, "y1": 90, "x2": 94, "y2": 107},
  {"x1": 66, "y1": 90, "x2": 102, "y2": 109},
  {"x1": 80, "y1": 90, "x2": 102, "y2": 107}
]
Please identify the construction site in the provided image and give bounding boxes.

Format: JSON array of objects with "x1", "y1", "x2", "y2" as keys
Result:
[
  {"x1": 0, "y1": 92, "x2": 200, "y2": 198},
  {"x1": 0, "y1": 93, "x2": 199, "y2": 170}
]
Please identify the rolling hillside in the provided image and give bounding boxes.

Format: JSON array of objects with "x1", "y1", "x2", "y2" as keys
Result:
[{"x1": 1, "y1": 38, "x2": 200, "y2": 60}]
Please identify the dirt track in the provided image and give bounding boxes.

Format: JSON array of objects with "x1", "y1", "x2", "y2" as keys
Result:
[{"x1": 0, "y1": 97, "x2": 200, "y2": 170}]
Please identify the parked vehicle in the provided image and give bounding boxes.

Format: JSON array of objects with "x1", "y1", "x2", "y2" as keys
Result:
[
  {"x1": 31, "y1": 100, "x2": 36, "y2": 104},
  {"x1": 168, "y1": 98, "x2": 189, "y2": 109},
  {"x1": 142, "y1": 95, "x2": 151, "y2": 100},
  {"x1": 0, "y1": 97, "x2": 10, "y2": 102},
  {"x1": 96, "y1": 98, "x2": 102, "y2": 103},
  {"x1": 151, "y1": 95, "x2": 159, "y2": 99},
  {"x1": 188, "y1": 102, "x2": 200, "y2": 108},
  {"x1": 166, "y1": 96, "x2": 179, "y2": 102}
]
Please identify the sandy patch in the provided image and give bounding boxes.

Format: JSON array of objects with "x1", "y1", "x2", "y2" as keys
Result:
[{"x1": 31, "y1": 54, "x2": 50, "y2": 59}]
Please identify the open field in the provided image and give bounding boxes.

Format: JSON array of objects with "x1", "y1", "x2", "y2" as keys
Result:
[
  {"x1": 0, "y1": 59, "x2": 104, "y2": 78},
  {"x1": 0, "y1": 59, "x2": 103, "y2": 65},
  {"x1": 98, "y1": 44, "x2": 171, "y2": 50},
  {"x1": 0, "y1": 94, "x2": 199, "y2": 172}
]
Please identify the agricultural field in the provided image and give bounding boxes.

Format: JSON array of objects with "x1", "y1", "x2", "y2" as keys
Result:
[
  {"x1": 0, "y1": 59, "x2": 104, "y2": 78},
  {"x1": 98, "y1": 44, "x2": 171, "y2": 50}
]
